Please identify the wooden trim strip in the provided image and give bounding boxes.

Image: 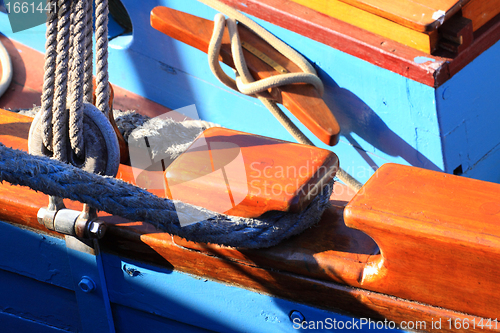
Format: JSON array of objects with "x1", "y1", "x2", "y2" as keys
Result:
[
  {"x1": 338, "y1": 0, "x2": 471, "y2": 32},
  {"x1": 290, "y1": 0, "x2": 438, "y2": 53},
  {"x1": 220, "y1": 0, "x2": 500, "y2": 87},
  {"x1": 463, "y1": 0, "x2": 500, "y2": 31}
]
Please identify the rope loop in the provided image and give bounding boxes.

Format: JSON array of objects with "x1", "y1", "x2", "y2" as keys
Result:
[{"x1": 207, "y1": 13, "x2": 324, "y2": 97}]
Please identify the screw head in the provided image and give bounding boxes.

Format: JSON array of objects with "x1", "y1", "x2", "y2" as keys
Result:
[
  {"x1": 289, "y1": 310, "x2": 305, "y2": 323},
  {"x1": 88, "y1": 220, "x2": 106, "y2": 239},
  {"x1": 78, "y1": 277, "x2": 96, "y2": 293}
]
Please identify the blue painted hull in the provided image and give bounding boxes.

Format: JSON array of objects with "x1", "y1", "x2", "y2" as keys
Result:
[
  {"x1": 1, "y1": 0, "x2": 499, "y2": 184},
  {"x1": 0, "y1": 220, "x2": 403, "y2": 332},
  {"x1": 0, "y1": 0, "x2": 498, "y2": 331}
]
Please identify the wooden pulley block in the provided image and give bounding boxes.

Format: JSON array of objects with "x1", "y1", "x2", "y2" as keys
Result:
[
  {"x1": 92, "y1": 78, "x2": 129, "y2": 163},
  {"x1": 28, "y1": 102, "x2": 120, "y2": 177}
]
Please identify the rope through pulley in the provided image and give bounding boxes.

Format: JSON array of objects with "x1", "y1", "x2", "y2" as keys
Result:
[
  {"x1": 37, "y1": 0, "x2": 114, "y2": 165},
  {"x1": 28, "y1": 0, "x2": 118, "y2": 240}
]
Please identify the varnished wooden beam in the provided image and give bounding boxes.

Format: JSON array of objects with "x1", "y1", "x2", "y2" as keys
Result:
[
  {"x1": 345, "y1": 163, "x2": 500, "y2": 320},
  {"x1": 0, "y1": 110, "x2": 498, "y2": 332},
  {"x1": 463, "y1": 0, "x2": 500, "y2": 31},
  {"x1": 151, "y1": 6, "x2": 341, "y2": 146},
  {"x1": 339, "y1": 0, "x2": 471, "y2": 32},
  {"x1": 290, "y1": 0, "x2": 439, "y2": 53}
]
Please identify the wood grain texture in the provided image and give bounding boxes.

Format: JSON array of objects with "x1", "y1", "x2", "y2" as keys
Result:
[
  {"x1": 463, "y1": 0, "x2": 500, "y2": 31},
  {"x1": 1, "y1": 111, "x2": 499, "y2": 331},
  {"x1": 345, "y1": 163, "x2": 500, "y2": 320},
  {"x1": 438, "y1": 15, "x2": 473, "y2": 54},
  {"x1": 290, "y1": 0, "x2": 439, "y2": 53},
  {"x1": 339, "y1": 0, "x2": 471, "y2": 31},
  {"x1": 220, "y1": 0, "x2": 500, "y2": 87},
  {"x1": 164, "y1": 127, "x2": 338, "y2": 217},
  {"x1": 151, "y1": 6, "x2": 341, "y2": 146}
]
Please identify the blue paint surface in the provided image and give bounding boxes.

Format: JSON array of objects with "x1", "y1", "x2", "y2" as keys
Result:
[
  {"x1": 413, "y1": 56, "x2": 436, "y2": 64},
  {"x1": 103, "y1": 255, "x2": 403, "y2": 332},
  {"x1": 0, "y1": 220, "x2": 404, "y2": 332},
  {"x1": 436, "y1": 40, "x2": 500, "y2": 182},
  {"x1": 0, "y1": 0, "x2": 498, "y2": 185}
]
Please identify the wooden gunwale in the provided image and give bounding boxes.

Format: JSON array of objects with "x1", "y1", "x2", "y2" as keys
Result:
[
  {"x1": 219, "y1": 0, "x2": 500, "y2": 87},
  {"x1": 0, "y1": 111, "x2": 496, "y2": 331}
]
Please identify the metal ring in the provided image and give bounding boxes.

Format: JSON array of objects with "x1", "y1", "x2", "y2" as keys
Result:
[{"x1": 28, "y1": 103, "x2": 120, "y2": 177}]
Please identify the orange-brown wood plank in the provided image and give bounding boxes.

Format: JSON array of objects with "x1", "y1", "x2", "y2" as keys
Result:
[
  {"x1": 0, "y1": 35, "x2": 170, "y2": 119},
  {"x1": 151, "y1": 7, "x2": 341, "y2": 146},
  {"x1": 463, "y1": 0, "x2": 500, "y2": 31},
  {"x1": 345, "y1": 163, "x2": 500, "y2": 321},
  {"x1": 164, "y1": 127, "x2": 338, "y2": 217},
  {"x1": 339, "y1": 0, "x2": 471, "y2": 31},
  {"x1": 0, "y1": 109, "x2": 497, "y2": 332},
  {"x1": 290, "y1": 0, "x2": 439, "y2": 53}
]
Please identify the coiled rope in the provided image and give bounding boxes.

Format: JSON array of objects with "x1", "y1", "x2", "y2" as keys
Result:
[
  {"x1": 0, "y1": 142, "x2": 333, "y2": 248},
  {"x1": 200, "y1": 0, "x2": 362, "y2": 191},
  {"x1": 2, "y1": 1, "x2": 340, "y2": 248}
]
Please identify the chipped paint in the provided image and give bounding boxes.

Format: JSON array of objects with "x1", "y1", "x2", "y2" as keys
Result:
[
  {"x1": 432, "y1": 10, "x2": 446, "y2": 25},
  {"x1": 414, "y1": 56, "x2": 436, "y2": 64}
]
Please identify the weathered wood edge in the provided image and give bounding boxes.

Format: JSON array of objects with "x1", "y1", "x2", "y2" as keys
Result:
[
  {"x1": 338, "y1": 0, "x2": 471, "y2": 32},
  {"x1": 220, "y1": 0, "x2": 500, "y2": 87}
]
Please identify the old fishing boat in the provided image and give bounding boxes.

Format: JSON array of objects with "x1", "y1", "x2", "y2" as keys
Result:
[{"x1": 0, "y1": 0, "x2": 499, "y2": 332}]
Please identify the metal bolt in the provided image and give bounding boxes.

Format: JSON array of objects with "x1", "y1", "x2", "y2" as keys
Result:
[
  {"x1": 87, "y1": 220, "x2": 107, "y2": 239},
  {"x1": 289, "y1": 310, "x2": 305, "y2": 323},
  {"x1": 78, "y1": 277, "x2": 96, "y2": 293}
]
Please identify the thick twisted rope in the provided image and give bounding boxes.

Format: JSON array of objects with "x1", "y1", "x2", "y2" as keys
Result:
[
  {"x1": 207, "y1": 14, "x2": 323, "y2": 96},
  {"x1": 40, "y1": 0, "x2": 58, "y2": 149},
  {"x1": 51, "y1": 0, "x2": 72, "y2": 162},
  {"x1": 0, "y1": 143, "x2": 333, "y2": 249},
  {"x1": 84, "y1": 0, "x2": 93, "y2": 102},
  {"x1": 68, "y1": 0, "x2": 88, "y2": 158},
  {"x1": 41, "y1": 0, "x2": 109, "y2": 158},
  {"x1": 200, "y1": 0, "x2": 322, "y2": 93},
  {"x1": 95, "y1": 0, "x2": 110, "y2": 116}
]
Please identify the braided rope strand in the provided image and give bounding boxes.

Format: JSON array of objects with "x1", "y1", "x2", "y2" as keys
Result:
[
  {"x1": 52, "y1": 0, "x2": 72, "y2": 161},
  {"x1": 40, "y1": 0, "x2": 58, "y2": 149},
  {"x1": 1, "y1": 143, "x2": 332, "y2": 248},
  {"x1": 95, "y1": 0, "x2": 110, "y2": 115},
  {"x1": 68, "y1": 0, "x2": 87, "y2": 157},
  {"x1": 84, "y1": 0, "x2": 93, "y2": 102}
]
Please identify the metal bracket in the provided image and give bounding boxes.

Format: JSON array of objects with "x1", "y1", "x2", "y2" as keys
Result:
[
  {"x1": 38, "y1": 198, "x2": 115, "y2": 331},
  {"x1": 37, "y1": 201, "x2": 106, "y2": 239},
  {"x1": 65, "y1": 236, "x2": 115, "y2": 333}
]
